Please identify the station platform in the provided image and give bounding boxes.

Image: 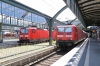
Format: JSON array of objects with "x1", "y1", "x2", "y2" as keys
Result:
[
  {"x1": 0, "y1": 43, "x2": 49, "y2": 59},
  {"x1": 78, "y1": 38, "x2": 100, "y2": 66},
  {"x1": 3, "y1": 38, "x2": 19, "y2": 42},
  {"x1": 0, "y1": 42, "x2": 56, "y2": 66},
  {"x1": 52, "y1": 38, "x2": 100, "y2": 66}
]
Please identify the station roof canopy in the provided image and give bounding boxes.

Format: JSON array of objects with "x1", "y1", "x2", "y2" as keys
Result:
[
  {"x1": 14, "y1": 0, "x2": 84, "y2": 29},
  {"x1": 2, "y1": 0, "x2": 100, "y2": 29},
  {"x1": 75, "y1": 0, "x2": 100, "y2": 27}
]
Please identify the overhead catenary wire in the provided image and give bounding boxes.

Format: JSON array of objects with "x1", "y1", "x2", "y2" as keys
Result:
[
  {"x1": 42, "y1": 0, "x2": 82, "y2": 27},
  {"x1": 42, "y1": 0, "x2": 58, "y2": 11},
  {"x1": 42, "y1": 0, "x2": 69, "y2": 20}
]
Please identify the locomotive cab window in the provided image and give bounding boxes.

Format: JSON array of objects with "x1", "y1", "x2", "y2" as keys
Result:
[
  {"x1": 65, "y1": 27, "x2": 72, "y2": 32},
  {"x1": 58, "y1": 27, "x2": 64, "y2": 32},
  {"x1": 20, "y1": 28, "x2": 28, "y2": 33},
  {"x1": 20, "y1": 29, "x2": 25, "y2": 33},
  {"x1": 26, "y1": 29, "x2": 28, "y2": 33}
]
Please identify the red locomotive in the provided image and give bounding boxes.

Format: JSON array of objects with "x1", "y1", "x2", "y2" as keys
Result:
[
  {"x1": 18, "y1": 26, "x2": 56, "y2": 43},
  {"x1": 56, "y1": 25, "x2": 87, "y2": 49}
]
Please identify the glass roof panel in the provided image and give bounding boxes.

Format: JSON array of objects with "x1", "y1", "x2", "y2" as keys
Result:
[
  {"x1": 15, "y1": 0, "x2": 84, "y2": 28},
  {"x1": 16, "y1": 0, "x2": 76, "y2": 21}
]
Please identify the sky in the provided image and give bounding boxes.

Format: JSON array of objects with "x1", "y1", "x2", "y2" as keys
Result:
[{"x1": 16, "y1": 0, "x2": 76, "y2": 21}]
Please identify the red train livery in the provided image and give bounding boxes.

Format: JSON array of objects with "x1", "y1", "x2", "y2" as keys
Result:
[
  {"x1": 56, "y1": 25, "x2": 87, "y2": 48},
  {"x1": 19, "y1": 26, "x2": 56, "y2": 43}
]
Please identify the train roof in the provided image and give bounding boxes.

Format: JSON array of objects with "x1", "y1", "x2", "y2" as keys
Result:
[{"x1": 21, "y1": 27, "x2": 49, "y2": 30}]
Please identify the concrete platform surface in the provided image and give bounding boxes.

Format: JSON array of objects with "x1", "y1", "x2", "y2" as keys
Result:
[
  {"x1": 0, "y1": 42, "x2": 52, "y2": 62},
  {"x1": 78, "y1": 38, "x2": 100, "y2": 66}
]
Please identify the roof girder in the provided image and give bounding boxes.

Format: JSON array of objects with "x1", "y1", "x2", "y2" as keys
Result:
[
  {"x1": 79, "y1": 0, "x2": 92, "y2": 5},
  {"x1": 84, "y1": 13, "x2": 100, "y2": 16},
  {"x1": 64, "y1": 0, "x2": 86, "y2": 28},
  {"x1": 75, "y1": 0, "x2": 100, "y2": 27},
  {"x1": 84, "y1": 14, "x2": 100, "y2": 19},
  {"x1": 82, "y1": 9, "x2": 100, "y2": 13},
  {"x1": 84, "y1": 11, "x2": 100, "y2": 14},
  {"x1": 80, "y1": 2, "x2": 100, "y2": 9}
]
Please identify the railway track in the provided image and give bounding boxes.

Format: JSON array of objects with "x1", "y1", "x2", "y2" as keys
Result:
[
  {"x1": 0, "y1": 40, "x2": 85, "y2": 66},
  {"x1": 34, "y1": 51, "x2": 66, "y2": 66},
  {"x1": 25, "y1": 40, "x2": 85, "y2": 66},
  {"x1": 25, "y1": 50, "x2": 68, "y2": 66}
]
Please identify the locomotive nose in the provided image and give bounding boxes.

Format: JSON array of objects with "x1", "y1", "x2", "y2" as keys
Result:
[{"x1": 20, "y1": 34, "x2": 29, "y2": 39}]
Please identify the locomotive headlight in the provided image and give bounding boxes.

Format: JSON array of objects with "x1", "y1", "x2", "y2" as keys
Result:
[
  {"x1": 57, "y1": 35, "x2": 63, "y2": 37},
  {"x1": 20, "y1": 35, "x2": 23, "y2": 37},
  {"x1": 25, "y1": 35, "x2": 28, "y2": 37}
]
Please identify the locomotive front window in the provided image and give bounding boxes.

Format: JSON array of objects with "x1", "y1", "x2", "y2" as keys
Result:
[
  {"x1": 20, "y1": 29, "x2": 28, "y2": 33},
  {"x1": 65, "y1": 27, "x2": 72, "y2": 32},
  {"x1": 58, "y1": 27, "x2": 64, "y2": 32},
  {"x1": 20, "y1": 29, "x2": 25, "y2": 33},
  {"x1": 26, "y1": 29, "x2": 28, "y2": 33}
]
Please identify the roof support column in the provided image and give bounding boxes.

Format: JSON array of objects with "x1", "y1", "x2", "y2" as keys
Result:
[{"x1": 49, "y1": 5, "x2": 68, "y2": 45}]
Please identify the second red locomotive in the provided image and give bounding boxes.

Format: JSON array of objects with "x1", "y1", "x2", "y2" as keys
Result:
[{"x1": 18, "y1": 26, "x2": 56, "y2": 43}]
